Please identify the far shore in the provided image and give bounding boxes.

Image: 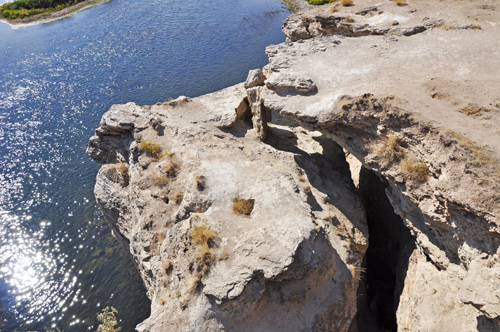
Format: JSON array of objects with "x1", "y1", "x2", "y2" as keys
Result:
[{"x1": 0, "y1": 0, "x2": 110, "y2": 27}]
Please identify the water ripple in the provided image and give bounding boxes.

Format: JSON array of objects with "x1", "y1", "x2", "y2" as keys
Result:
[{"x1": 0, "y1": 0, "x2": 288, "y2": 330}]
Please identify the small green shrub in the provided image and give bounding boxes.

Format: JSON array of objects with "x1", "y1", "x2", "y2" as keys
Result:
[
  {"x1": 96, "y1": 306, "x2": 121, "y2": 332},
  {"x1": 280, "y1": 0, "x2": 299, "y2": 13}
]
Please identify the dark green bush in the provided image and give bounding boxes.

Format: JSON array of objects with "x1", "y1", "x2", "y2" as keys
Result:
[{"x1": 0, "y1": 0, "x2": 83, "y2": 18}]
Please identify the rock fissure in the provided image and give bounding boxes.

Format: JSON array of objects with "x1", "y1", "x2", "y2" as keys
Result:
[
  {"x1": 87, "y1": 0, "x2": 500, "y2": 330},
  {"x1": 354, "y1": 167, "x2": 416, "y2": 332}
]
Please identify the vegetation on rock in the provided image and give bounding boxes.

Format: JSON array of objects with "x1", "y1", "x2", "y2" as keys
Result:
[
  {"x1": 400, "y1": 157, "x2": 431, "y2": 182},
  {"x1": 232, "y1": 197, "x2": 255, "y2": 216},
  {"x1": 96, "y1": 306, "x2": 121, "y2": 332},
  {"x1": 139, "y1": 140, "x2": 163, "y2": 159},
  {"x1": 368, "y1": 133, "x2": 405, "y2": 169},
  {"x1": 306, "y1": 0, "x2": 334, "y2": 5}
]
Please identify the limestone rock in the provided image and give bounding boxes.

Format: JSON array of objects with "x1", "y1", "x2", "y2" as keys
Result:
[
  {"x1": 282, "y1": 1, "x2": 446, "y2": 42},
  {"x1": 87, "y1": 0, "x2": 500, "y2": 330},
  {"x1": 88, "y1": 86, "x2": 367, "y2": 331},
  {"x1": 198, "y1": 83, "x2": 250, "y2": 129},
  {"x1": 243, "y1": 69, "x2": 266, "y2": 89},
  {"x1": 258, "y1": 0, "x2": 500, "y2": 330},
  {"x1": 265, "y1": 73, "x2": 316, "y2": 93},
  {"x1": 246, "y1": 86, "x2": 271, "y2": 141}
]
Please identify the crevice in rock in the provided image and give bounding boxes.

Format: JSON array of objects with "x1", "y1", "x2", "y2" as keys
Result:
[
  {"x1": 354, "y1": 167, "x2": 416, "y2": 332},
  {"x1": 271, "y1": 110, "x2": 300, "y2": 127}
]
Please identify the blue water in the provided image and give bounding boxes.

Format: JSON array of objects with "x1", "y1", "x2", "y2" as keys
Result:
[{"x1": 0, "y1": 0, "x2": 288, "y2": 330}]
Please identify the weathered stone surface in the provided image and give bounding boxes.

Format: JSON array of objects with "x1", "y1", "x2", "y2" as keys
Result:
[
  {"x1": 197, "y1": 83, "x2": 250, "y2": 129},
  {"x1": 246, "y1": 86, "x2": 271, "y2": 141},
  {"x1": 87, "y1": 0, "x2": 500, "y2": 330},
  {"x1": 265, "y1": 73, "x2": 316, "y2": 93},
  {"x1": 243, "y1": 69, "x2": 266, "y2": 89},
  {"x1": 259, "y1": 0, "x2": 500, "y2": 330},
  {"x1": 282, "y1": 1, "x2": 447, "y2": 42},
  {"x1": 88, "y1": 88, "x2": 367, "y2": 331}
]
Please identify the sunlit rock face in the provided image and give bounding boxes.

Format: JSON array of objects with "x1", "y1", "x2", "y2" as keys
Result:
[
  {"x1": 256, "y1": 0, "x2": 500, "y2": 331},
  {"x1": 88, "y1": 0, "x2": 500, "y2": 331},
  {"x1": 87, "y1": 88, "x2": 368, "y2": 331}
]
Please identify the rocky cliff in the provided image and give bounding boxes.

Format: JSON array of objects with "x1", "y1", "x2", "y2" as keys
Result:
[{"x1": 87, "y1": 0, "x2": 500, "y2": 331}]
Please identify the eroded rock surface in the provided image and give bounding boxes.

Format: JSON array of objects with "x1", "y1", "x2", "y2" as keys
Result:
[
  {"x1": 87, "y1": 85, "x2": 367, "y2": 331},
  {"x1": 257, "y1": 0, "x2": 500, "y2": 330},
  {"x1": 88, "y1": 0, "x2": 500, "y2": 330}
]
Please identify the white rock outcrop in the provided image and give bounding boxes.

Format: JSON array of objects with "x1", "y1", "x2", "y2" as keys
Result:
[
  {"x1": 87, "y1": 85, "x2": 368, "y2": 331},
  {"x1": 88, "y1": 0, "x2": 500, "y2": 330}
]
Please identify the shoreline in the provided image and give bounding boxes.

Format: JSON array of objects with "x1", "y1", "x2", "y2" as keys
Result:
[{"x1": 0, "y1": 0, "x2": 110, "y2": 27}]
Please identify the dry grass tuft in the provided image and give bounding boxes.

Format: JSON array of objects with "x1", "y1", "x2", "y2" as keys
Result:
[
  {"x1": 349, "y1": 261, "x2": 366, "y2": 282},
  {"x1": 141, "y1": 219, "x2": 153, "y2": 229},
  {"x1": 395, "y1": 0, "x2": 406, "y2": 6},
  {"x1": 343, "y1": 16, "x2": 355, "y2": 22},
  {"x1": 329, "y1": 5, "x2": 339, "y2": 12},
  {"x1": 368, "y1": 133, "x2": 405, "y2": 168},
  {"x1": 103, "y1": 163, "x2": 130, "y2": 186},
  {"x1": 140, "y1": 140, "x2": 163, "y2": 159},
  {"x1": 163, "y1": 259, "x2": 173, "y2": 271},
  {"x1": 457, "y1": 103, "x2": 492, "y2": 118},
  {"x1": 163, "y1": 160, "x2": 177, "y2": 177},
  {"x1": 151, "y1": 174, "x2": 169, "y2": 187},
  {"x1": 341, "y1": 0, "x2": 353, "y2": 6},
  {"x1": 187, "y1": 275, "x2": 201, "y2": 294},
  {"x1": 152, "y1": 232, "x2": 166, "y2": 253},
  {"x1": 304, "y1": 186, "x2": 312, "y2": 196},
  {"x1": 445, "y1": 129, "x2": 496, "y2": 167},
  {"x1": 298, "y1": 176, "x2": 306, "y2": 183},
  {"x1": 196, "y1": 176, "x2": 206, "y2": 191},
  {"x1": 400, "y1": 157, "x2": 431, "y2": 182},
  {"x1": 181, "y1": 222, "x2": 218, "y2": 302},
  {"x1": 191, "y1": 224, "x2": 217, "y2": 246},
  {"x1": 172, "y1": 192, "x2": 184, "y2": 204},
  {"x1": 232, "y1": 197, "x2": 255, "y2": 216}
]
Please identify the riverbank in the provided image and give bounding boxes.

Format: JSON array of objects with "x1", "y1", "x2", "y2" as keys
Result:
[{"x1": 0, "y1": 0, "x2": 110, "y2": 26}]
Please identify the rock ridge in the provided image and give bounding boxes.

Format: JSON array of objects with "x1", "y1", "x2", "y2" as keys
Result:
[{"x1": 88, "y1": 0, "x2": 500, "y2": 330}]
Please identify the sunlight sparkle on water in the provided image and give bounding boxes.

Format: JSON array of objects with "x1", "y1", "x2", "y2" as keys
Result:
[{"x1": 0, "y1": 211, "x2": 81, "y2": 325}]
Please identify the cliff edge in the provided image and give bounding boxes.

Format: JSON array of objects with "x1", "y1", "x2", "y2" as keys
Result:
[{"x1": 88, "y1": 0, "x2": 500, "y2": 330}]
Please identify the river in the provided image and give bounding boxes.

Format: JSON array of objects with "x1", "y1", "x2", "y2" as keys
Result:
[{"x1": 0, "y1": 0, "x2": 289, "y2": 330}]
